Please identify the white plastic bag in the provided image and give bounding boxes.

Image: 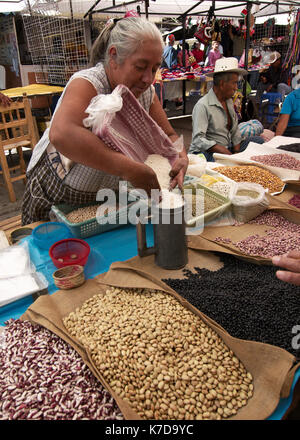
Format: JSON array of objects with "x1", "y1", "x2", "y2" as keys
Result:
[
  {"x1": 187, "y1": 153, "x2": 207, "y2": 177},
  {"x1": 0, "y1": 241, "x2": 33, "y2": 278},
  {"x1": 83, "y1": 88, "x2": 123, "y2": 134},
  {"x1": 231, "y1": 182, "x2": 269, "y2": 223}
]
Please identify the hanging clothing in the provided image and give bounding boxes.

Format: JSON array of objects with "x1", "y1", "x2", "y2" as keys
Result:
[{"x1": 162, "y1": 45, "x2": 178, "y2": 69}]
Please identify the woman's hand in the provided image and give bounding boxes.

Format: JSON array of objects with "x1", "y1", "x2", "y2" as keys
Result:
[
  {"x1": 272, "y1": 251, "x2": 300, "y2": 286},
  {"x1": 169, "y1": 156, "x2": 188, "y2": 190},
  {"x1": 125, "y1": 162, "x2": 161, "y2": 196}
]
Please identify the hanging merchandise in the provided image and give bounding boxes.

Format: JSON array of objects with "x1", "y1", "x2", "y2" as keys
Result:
[
  {"x1": 194, "y1": 6, "x2": 216, "y2": 46},
  {"x1": 241, "y1": 8, "x2": 248, "y2": 18},
  {"x1": 212, "y1": 20, "x2": 222, "y2": 43},
  {"x1": 194, "y1": 18, "x2": 213, "y2": 46},
  {"x1": 282, "y1": 9, "x2": 300, "y2": 88}
]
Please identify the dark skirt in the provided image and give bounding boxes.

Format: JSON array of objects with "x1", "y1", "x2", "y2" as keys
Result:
[
  {"x1": 283, "y1": 125, "x2": 300, "y2": 138},
  {"x1": 21, "y1": 152, "x2": 99, "y2": 226}
]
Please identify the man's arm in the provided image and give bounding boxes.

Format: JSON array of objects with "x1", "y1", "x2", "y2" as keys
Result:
[{"x1": 276, "y1": 114, "x2": 290, "y2": 136}]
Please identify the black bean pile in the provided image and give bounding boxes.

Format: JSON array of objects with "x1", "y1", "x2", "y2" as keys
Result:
[
  {"x1": 163, "y1": 254, "x2": 300, "y2": 357},
  {"x1": 277, "y1": 143, "x2": 300, "y2": 153}
]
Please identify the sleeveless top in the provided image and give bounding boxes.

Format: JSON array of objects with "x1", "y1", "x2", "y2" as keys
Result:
[{"x1": 27, "y1": 63, "x2": 155, "y2": 193}]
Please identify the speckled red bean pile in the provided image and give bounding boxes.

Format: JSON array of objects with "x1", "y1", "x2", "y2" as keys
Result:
[
  {"x1": 250, "y1": 153, "x2": 300, "y2": 170},
  {"x1": 288, "y1": 194, "x2": 300, "y2": 209},
  {"x1": 215, "y1": 211, "x2": 300, "y2": 258},
  {"x1": 0, "y1": 319, "x2": 123, "y2": 420}
]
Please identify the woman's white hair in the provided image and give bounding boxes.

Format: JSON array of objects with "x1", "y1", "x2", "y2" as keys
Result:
[{"x1": 89, "y1": 17, "x2": 164, "y2": 67}]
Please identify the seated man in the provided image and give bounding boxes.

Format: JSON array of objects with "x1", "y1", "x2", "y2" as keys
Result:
[
  {"x1": 275, "y1": 87, "x2": 300, "y2": 138},
  {"x1": 190, "y1": 57, "x2": 264, "y2": 161}
]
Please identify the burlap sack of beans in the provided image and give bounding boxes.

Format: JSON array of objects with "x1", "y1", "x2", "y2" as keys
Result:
[
  {"x1": 21, "y1": 248, "x2": 299, "y2": 420},
  {"x1": 212, "y1": 143, "x2": 300, "y2": 184},
  {"x1": 188, "y1": 195, "x2": 300, "y2": 265}
]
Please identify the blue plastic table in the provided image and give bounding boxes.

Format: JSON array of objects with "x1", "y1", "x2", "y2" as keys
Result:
[{"x1": 0, "y1": 223, "x2": 299, "y2": 420}]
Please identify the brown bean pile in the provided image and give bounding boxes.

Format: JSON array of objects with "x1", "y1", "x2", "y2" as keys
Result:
[
  {"x1": 215, "y1": 211, "x2": 300, "y2": 258},
  {"x1": 0, "y1": 319, "x2": 123, "y2": 420},
  {"x1": 63, "y1": 287, "x2": 254, "y2": 420},
  {"x1": 213, "y1": 166, "x2": 284, "y2": 194},
  {"x1": 250, "y1": 153, "x2": 300, "y2": 170}
]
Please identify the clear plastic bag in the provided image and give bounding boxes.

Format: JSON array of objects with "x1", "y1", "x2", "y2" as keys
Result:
[
  {"x1": 0, "y1": 241, "x2": 33, "y2": 279},
  {"x1": 0, "y1": 242, "x2": 48, "y2": 308}
]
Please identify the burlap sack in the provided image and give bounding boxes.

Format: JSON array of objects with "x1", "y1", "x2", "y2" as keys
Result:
[
  {"x1": 212, "y1": 143, "x2": 300, "y2": 184},
  {"x1": 21, "y1": 248, "x2": 299, "y2": 421},
  {"x1": 188, "y1": 195, "x2": 300, "y2": 264}
]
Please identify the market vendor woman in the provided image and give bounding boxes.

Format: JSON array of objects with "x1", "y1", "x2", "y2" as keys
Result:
[{"x1": 21, "y1": 17, "x2": 188, "y2": 225}]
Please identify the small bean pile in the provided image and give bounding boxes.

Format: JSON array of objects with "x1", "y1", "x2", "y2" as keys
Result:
[
  {"x1": 209, "y1": 182, "x2": 232, "y2": 198},
  {"x1": 63, "y1": 287, "x2": 254, "y2": 420},
  {"x1": 250, "y1": 153, "x2": 300, "y2": 170},
  {"x1": 184, "y1": 192, "x2": 222, "y2": 218},
  {"x1": 235, "y1": 189, "x2": 259, "y2": 198},
  {"x1": 163, "y1": 253, "x2": 300, "y2": 357},
  {"x1": 277, "y1": 143, "x2": 300, "y2": 154},
  {"x1": 66, "y1": 204, "x2": 115, "y2": 223},
  {"x1": 215, "y1": 211, "x2": 300, "y2": 258},
  {"x1": 213, "y1": 166, "x2": 284, "y2": 194},
  {"x1": 288, "y1": 194, "x2": 300, "y2": 209},
  {"x1": 0, "y1": 319, "x2": 123, "y2": 420}
]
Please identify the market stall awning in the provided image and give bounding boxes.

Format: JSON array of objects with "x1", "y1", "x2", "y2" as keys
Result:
[{"x1": 2, "y1": 0, "x2": 298, "y2": 18}]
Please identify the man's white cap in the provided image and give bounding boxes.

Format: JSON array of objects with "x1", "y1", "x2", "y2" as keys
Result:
[{"x1": 207, "y1": 57, "x2": 248, "y2": 77}]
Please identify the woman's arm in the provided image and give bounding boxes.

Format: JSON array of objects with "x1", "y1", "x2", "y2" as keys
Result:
[
  {"x1": 49, "y1": 78, "x2": 160, "y2": 195},
  {"x1": 149, "y1": 93, "x2": 188, "y2": 189},
  {"x1": 275, "y1": 113, "x2": 290, "y2": 136}
]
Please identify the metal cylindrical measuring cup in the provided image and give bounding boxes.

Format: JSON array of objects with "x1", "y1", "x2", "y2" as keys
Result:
[{"x1": 136, "y1": 201, "x2": 188, "y2": 270}]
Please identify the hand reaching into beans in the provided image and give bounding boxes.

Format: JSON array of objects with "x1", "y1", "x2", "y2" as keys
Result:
[{"x1": 272, "y1": 251, "x2": 300, "y2": 286}]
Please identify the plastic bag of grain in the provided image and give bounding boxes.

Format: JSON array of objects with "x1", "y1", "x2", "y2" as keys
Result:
[
  {"x1": 187, "y1": 153, "x2": 207, "y2": 178},
  {"x1": 231, "y1": 182, "x2": 269, "y2": 223}
]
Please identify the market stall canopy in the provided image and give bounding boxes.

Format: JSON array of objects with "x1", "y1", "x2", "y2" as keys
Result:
[{"x1": 0, "y1": 0, "x2": 298, "y2": 18}]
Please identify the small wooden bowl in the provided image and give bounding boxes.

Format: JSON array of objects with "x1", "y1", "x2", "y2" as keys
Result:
[{"x1": 52, "y1": 264, "x2": 85, "y2": 290}]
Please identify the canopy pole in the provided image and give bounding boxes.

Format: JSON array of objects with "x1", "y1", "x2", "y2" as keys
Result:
[{"x1": 242, "y1": 0, "x2": 252, "y2": 121}]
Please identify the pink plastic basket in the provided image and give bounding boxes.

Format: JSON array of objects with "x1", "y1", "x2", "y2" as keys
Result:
[{"x1": 96, "y1": 85, "x2": 179, "y2": 165}]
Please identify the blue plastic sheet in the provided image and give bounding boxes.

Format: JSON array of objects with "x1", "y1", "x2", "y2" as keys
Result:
[{"x1": 0, "y1": 223, "x2": 153, "y2": 325}]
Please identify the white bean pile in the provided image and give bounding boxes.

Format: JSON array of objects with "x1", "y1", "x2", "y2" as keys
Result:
[
  {"x1": 63, "y1": 287, "x2": 254, "y2": 420},
  {"x1": 0, "y1": 319, "x2": 123, "y2": 420},
  {"x1": 66, "y1": 204, "x2": 120, "y2": 224}
]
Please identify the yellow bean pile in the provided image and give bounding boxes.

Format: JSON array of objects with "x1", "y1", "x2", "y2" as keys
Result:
[
  {"x1": 63, "y1": 287, "x2": 254, "y2": 420},
  {"x1": 213, "y1": 166, "x2": 284, "y2": 194}
]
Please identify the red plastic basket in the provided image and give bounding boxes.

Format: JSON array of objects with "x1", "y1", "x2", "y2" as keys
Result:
[{"x1": 49, "y1": 238, "x2": 90, "y2": 269}]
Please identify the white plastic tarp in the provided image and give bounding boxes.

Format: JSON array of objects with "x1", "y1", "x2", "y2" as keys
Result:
[{"x1": 0, "y1": 0, "x2": 297, "y2": 18}]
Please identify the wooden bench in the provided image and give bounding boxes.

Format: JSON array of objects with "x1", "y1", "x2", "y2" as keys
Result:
[{"x1": 0, "y1": 214, "x2": 42, "y2": 246}]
